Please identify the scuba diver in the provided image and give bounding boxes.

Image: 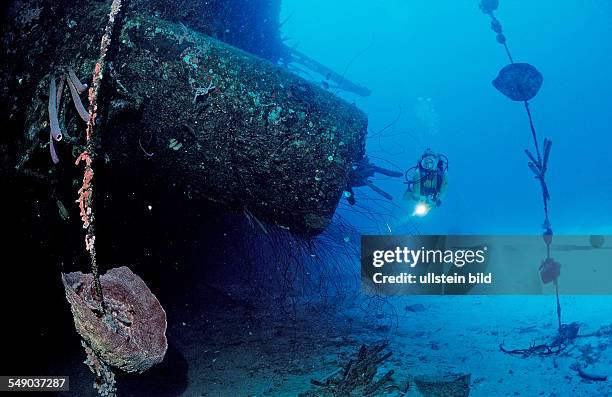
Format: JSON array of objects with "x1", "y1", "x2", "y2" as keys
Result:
[
  {"x1": 345, "y1": 156, "x2": 403, "y2": 205},
  {"x1": 404, "y1": 148, "x2": 448, "y2": 216}
]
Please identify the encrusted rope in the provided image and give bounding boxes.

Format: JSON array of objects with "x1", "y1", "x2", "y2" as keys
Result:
[
  {"x1": 485, "y1": 7, "x2": 552, "y2": 234},
  {"x1": 77, "y1": 0, "x2": 124, "y2": 312},
  {"x1": 483, "y1": 1, "x2": 562, "y2": 332}
]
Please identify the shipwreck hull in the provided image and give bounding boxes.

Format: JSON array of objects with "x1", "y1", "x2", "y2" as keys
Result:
[
  {"x1": 3, "y1": 1, "x2": 367, "y2": 235},
  {"x1": 110, "y1": 16, "x2": 367, "y2": 234}
]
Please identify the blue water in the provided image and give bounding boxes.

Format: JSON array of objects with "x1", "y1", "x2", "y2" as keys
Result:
[
  {"x1": 281, "y1": 0, "x2": 612, "y2": 235},
  {"x1": 19, "y1": 1, "x2": 611, "y2": 395},
  {"x1": 274, "y1": 2, "x2": 612, "y2": 395}
]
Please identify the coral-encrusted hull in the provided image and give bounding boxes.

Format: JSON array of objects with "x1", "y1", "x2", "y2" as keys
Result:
[
  {"x1": 6, "y1": 0, "x2": 367, "y2": 237},
  {"x1": 62, "y1": 266, "x2": 168, "y2": 373}
]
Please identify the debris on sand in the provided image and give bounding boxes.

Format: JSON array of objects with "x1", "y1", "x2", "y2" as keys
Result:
[{"x1": 299, "y1": 340, "x2": 404, "y2": 396}]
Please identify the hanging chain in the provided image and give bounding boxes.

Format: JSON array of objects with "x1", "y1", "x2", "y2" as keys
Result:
[
  {"x1": 77, "y1": 0, "x2": 125, "y2": 314},
  {"x1": 481, "y1": 1, "x2": 561, "y2": 329}
]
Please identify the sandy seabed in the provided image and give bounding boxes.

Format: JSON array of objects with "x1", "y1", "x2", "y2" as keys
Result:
[{"x1": 53, "y1": 287, "x2": 612, "y2": 397}]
